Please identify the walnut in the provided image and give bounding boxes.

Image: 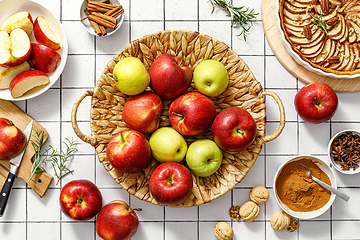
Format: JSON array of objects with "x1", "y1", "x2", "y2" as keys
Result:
[
  {"x1": 249, "y1": 186, "x2": 269, "y2": 204},
  {"x1": 239, "y1": 201, "x2": 260, "y2": 222},
  {"x1": 213, "y1": 222, "x2": 234, "y2": 240},
  {"x1": 287, "y1": 218, "x2": 300, "y2": 232},
  {"x1": 270, "y1": 211, "x2": 291, "y2": 231}
]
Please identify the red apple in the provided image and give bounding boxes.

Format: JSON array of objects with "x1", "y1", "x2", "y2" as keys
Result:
[
  {"x1": 33, "y1": 16, "x2": 61, "y2": 51},
  {"x1": 9, "y1": 70, "x2": 50, "y2": 98},
  {"x1": 294, "y1": 82, "x2": 338, "y2": 124},
  {"x1": 149, "y1": 54, "x2": 192, "y2": 99},
  {"x1": 0, "y1": 61, "x2": 30, "y2": 89},
  {"x1": 149, "y1": 162, "x2": 193, "y2": 206},
  {"x1": 106, "y1": 130, "x2": 151, "y2": 173},
  {"x1": 122, "y1": 91, "x2": 163, "y2": 133},
  {"x1": 0, "y1": 29, "x2": 31, "y2": 68},
  {"x1": 96, "y1": 200, "x2": 139, "y2": 240},
  {"x1": 211, "y1": 107, "x2": 257, "y2": 152},
  {"x1": 0, "y1": 11, "x2": 33, "y2": 36},
  {"x1": 27, "y1": 43, "x2": 61, "y2": 73},
  {"x1": 0, "y1": 118, "x2": 26, "y2": 160},
  {"x1": 169, "y1": 92, "x2": 217, "y2": 136},
  {"x1": 59, "y1": 179, "x2": 103, "y2": 221}
]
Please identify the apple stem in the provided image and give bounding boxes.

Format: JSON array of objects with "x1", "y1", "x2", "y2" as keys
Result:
[
  {"x1": 208, "y1": 159, "x2": 218, "y2": 163},
  {"x1": 171, "y1": 112, "x2": 184, "y2": 119},
  {"x1": 119, "y1": 131, "x2": 125, "y2": 144},
  {"x1": 130, "y1": 208, "x2": 142, "y2": 212}
]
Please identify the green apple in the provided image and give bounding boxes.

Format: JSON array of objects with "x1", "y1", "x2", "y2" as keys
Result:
[
  {"x1": 113, "y1": 57, "x2": 150, "y2": 95},
  {"x1": 149, "y1": 127, "x2": 187, "y2": 163},
  {"x1": 186, "y1": 139, "x2": 222, "y2": 177},
  {"x1": 193, "y1": 60, "x2": 229, "y2": 97}
]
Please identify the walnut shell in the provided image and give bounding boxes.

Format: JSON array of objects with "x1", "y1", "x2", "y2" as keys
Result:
[
  {"x1": 249, "y1": 186, "x2": 269, "y2": 204},
  {"x1": 239, "y1": 201, "x2": 260, "y2": 222},
  {"x1": 213, "y1": 222, "x2": 234, "y2": 240},
  {"x1": 270, "y1": 211, "x2": 291, "y2": 231}
]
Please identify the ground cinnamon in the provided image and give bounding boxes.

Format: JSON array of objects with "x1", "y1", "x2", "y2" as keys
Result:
[{"x1": 276, "y1": 158, "x2": 331, "y2": 212}]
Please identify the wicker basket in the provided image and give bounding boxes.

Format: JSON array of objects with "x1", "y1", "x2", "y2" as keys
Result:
[{"x1": 71, "y1": 30, "x2": 285, "y2": 207}]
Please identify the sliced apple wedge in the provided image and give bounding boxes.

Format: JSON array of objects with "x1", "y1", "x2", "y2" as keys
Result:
[
  {"x1": 28, "y1": 43, "x2": 61, "y2": 73},
  {"x1": 0, "y1": 11, "x2": 33, "y2": 36},
  {"x1": 9, "y1": 70, "x2": 49, "y2": 98},
  {"x1": 0, "y1": 61, "x2": 30, "y2": 89},
  {"x1": 0, "y1": 29, "x2": 31, "y2": 68},
  {"x1": 33, "y1": 16, "x2": 61, "y2": 51}
]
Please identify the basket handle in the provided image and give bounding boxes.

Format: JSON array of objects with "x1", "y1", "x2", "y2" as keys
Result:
[
  {"x1": 259, "y1": 90, "x2": 285, "y2": 144},
  {"x1": 71, "y1": 90, "x2": 98, "y2": 147}
]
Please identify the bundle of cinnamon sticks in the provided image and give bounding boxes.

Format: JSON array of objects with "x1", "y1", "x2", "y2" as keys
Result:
[{"x1": 82, "y1": 0, "x2": 124, "y2": 37}]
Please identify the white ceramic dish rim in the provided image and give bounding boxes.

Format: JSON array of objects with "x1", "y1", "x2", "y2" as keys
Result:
[
  {"x1": 275, "y1": 0, "x2": 360, "y2": 80},
  {"x1": 328, "y1": 129, "x2": 360, "y2": 174},
  {"x1": 273, "y1": 155, "x2": 337, "y2": 219},
  {"x1": 0, "y1": 0, "x2": 68, "y2": 101},
  {"x1": 79, "y1": 0, "x2": 124, "y2": 37}
]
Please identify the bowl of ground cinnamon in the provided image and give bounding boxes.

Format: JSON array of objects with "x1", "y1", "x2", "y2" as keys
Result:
[
  {"x1": 273, "y1": 155, "x2": 337, "y2": 219},
  {"x1": 80, "y1": 0, "x2": 124, "y2": 37}
]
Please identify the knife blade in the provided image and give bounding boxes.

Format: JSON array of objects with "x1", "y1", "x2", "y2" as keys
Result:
[{"x1": 0, "y1": 120, "x2": 33, "y2": 217}]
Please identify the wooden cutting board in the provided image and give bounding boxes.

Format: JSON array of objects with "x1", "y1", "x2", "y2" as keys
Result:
[
  {"x1": 261, "y1": 0, "x2": 360, "y2": 92},
  {"x1": 0, "y1": 99, "x2": 52, "y2": 198}
]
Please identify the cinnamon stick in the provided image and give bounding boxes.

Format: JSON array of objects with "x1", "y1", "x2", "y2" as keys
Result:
[
  {"x1": 91, "y1": 12, "x2": 117, "y2": 24},
  {"x1": 88, "y1": 14, "x2": 116, "y2": 30},
  {"x1": 89, "y1": 20, "x2": 102, "y2": 36}
]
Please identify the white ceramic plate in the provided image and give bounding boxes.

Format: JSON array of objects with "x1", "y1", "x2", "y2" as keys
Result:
[
  {"x1": 0, "y1": 0, "x2": 68, "y2": 101},
  {"x1": 328, "y1": 129, "x2": 360, "y2": 175},
  {"x1": 273, "y1": 155, "x2": 337, "y2": 219},
  {"x1": 79, "y1": 0, "x2": 124, "y2": 37},
  {"x1": 275, "y1": 1, "x2": 360, "y2": 80}
]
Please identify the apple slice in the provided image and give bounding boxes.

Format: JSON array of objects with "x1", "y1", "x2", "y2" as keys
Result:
[
  {"x1": 0, "y1": 11, "x2": 33, "y2": 36},
  {"x1": 28, "y1": 43, "x2": 61, "y2": 73},
  {"x1": 33, "y1": 16, "x2": 61, "y2": 50},
  {"x1": 0, "y1": 61, "x2": 30, "y2": 89},
  {"x1": 0, "y1": 29, "x2": 31, "y2": 68},
  {"x1": 9, "y1": 70, "x2": 49, "y2": 98}
]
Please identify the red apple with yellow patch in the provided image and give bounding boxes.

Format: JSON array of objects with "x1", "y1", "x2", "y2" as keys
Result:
[
  {"x1": 0, "y1": 118, "x2": 27, "y2": 160},
  {"x1": 122, "y1": 91, "x2": 163, "y2": 133},
  {"x1": 149, "y1": 54, "x2": 192, "y2": 99},
  {"x1": 59, "y1": 179, "x2": 103, "y2": 221},
  {"x1": 106, "y1": 130, "x2": 151, "y2": 173},
  {"x1": 169, "y1": 92, "x2": 217, "y2": 136},
  {"x1": 96, "y1": 200, "x2": 140, "y2": 240}
]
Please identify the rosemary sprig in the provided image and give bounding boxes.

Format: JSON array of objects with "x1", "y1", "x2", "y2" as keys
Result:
[
  {"x1": 51, "y1": 138, "x2": 81, "y2": 185},
  {"x1": 209, "y1": 0, "x2": 258, "y2": 41},
  {"x1": 29, "y1": 130, "x2": 81, "y2": 185},
  {"x1": 307, "y1": 12, "x2": 328, "y2": 34}
]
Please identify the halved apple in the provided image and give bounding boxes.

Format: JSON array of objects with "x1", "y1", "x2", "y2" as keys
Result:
[
  {"x1": 0, "y1": 11, "x2": 33, "y2": 36},
  {"x1": 0, "y1": 29, "x2": 31, "y2": 68},
  {"x1": 33, "y1": 16, "x2": 61, "y2": 51},
  {"x1": 9, "y1": 70, "x2": 49, "y2": 98},
  {"x1": 28, "y1": 43, "x2": 61, "y2": 73},
  {"x1": 0, "y1": 61, "x2": 30, "y2": 89}
]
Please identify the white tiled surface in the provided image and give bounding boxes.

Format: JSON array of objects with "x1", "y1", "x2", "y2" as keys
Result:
[{"x1": 1, "y1": 0, "x2": 360, "y2": 239}]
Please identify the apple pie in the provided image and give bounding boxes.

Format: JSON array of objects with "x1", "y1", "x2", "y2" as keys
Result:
[{"x1": 279, "y1": 0, "x2": 360, "y2": 75}]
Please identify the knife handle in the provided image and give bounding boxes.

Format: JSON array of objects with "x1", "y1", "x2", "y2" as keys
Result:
[{"x1": 0, "y1": 171, "x2": 16, "y2": 217}]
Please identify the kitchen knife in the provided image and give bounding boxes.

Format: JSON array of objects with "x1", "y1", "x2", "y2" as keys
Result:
[{"x1": 0, "y1": 120, "x2": 33, "y2": 217}]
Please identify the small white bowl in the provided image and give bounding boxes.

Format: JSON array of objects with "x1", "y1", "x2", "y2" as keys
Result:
[
  {"x1": 80, "y1": 0, "x2": 124, "y2": 37},
  {"x1": 273, "y1": 155, "x2": 337, "y2": 219},
  {"x1": 328, "y1": 129, "x2": 360, "y2": 175}
]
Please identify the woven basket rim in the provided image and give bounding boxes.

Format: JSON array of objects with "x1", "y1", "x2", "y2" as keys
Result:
[{"x1": 71, "y1": 29, "x2": 285, "y2": 207}]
